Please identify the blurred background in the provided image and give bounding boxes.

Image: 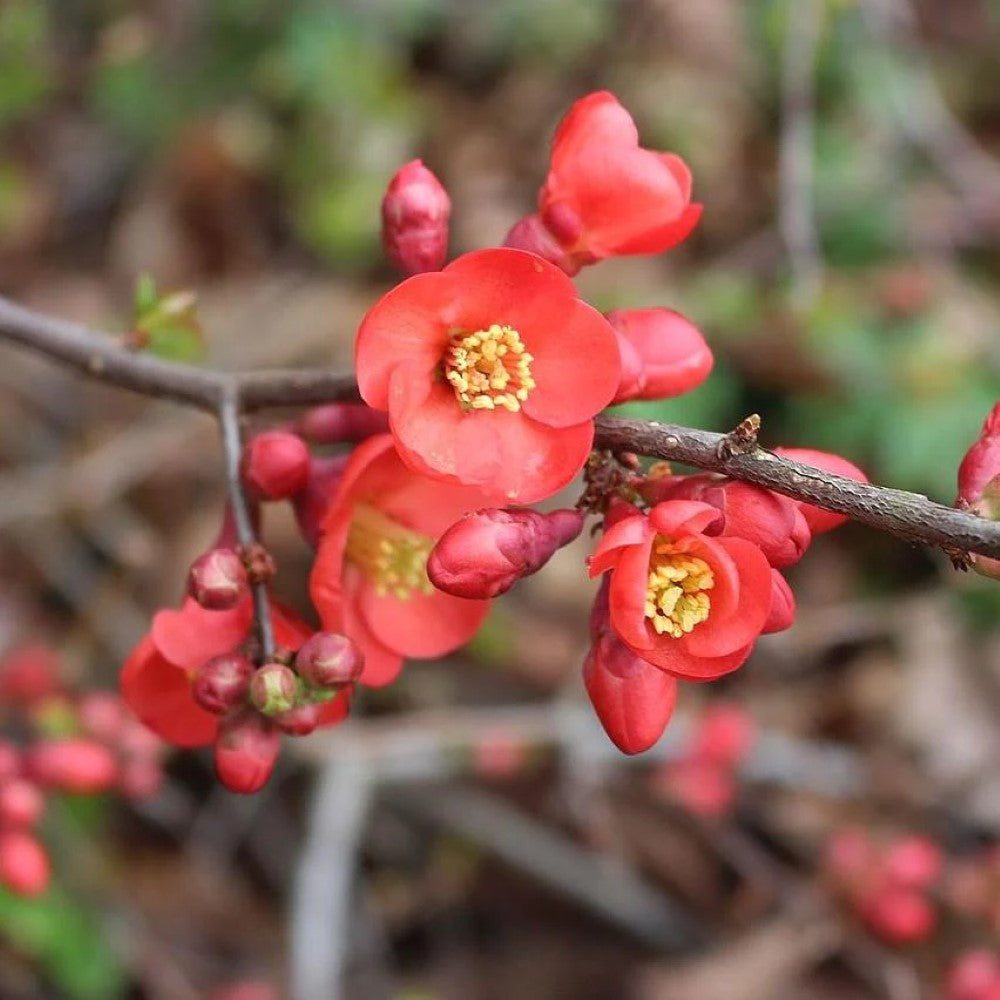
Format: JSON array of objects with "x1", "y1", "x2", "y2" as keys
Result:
[{"x1": 0, "y1": 0, "x2": 999, "y2": 997}]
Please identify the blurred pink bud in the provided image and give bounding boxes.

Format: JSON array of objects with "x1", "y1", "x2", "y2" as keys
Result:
[
  {"x1": 583, "y1": 577, "x2": 677, "y2": 755},
  {"x1": 77, "y1": 691, "x2": 125, "y2": 742},
  {"x1": 273, "y1": 702, "x2": 322, "y2": 737},
  {"x1": 241, "y1": 431, "x2": 311, "y2": 501},
  {"x1": 192, "y1": 654, "x2": 254, "y2": 714},
  {"x1": 762, "y1": 570, "x2": 796, "y2": 634},
  {"x1": 0, "y1": 741, "x2": 22, "y2": 782},
  {"x1": 428, "y1": 507, "x2": 585, "y2": 599},
  {"x1": 118, "y1": 758, "x2": 163, "y2": 799},
  {"x1": 382, "y1": 159, "x2": 451, "y2": 275},
  {"x1": 209, "y1": 982, "x2": 281, "y2": 1000},
  {"x1": 0, "y1": 779, "x2": 44, "y2": 828},
  {"x1": 292, "y1": 455, "x2": 349, "y2": 549},
  {"x1": 0, "y1": 644, "x2": 62, "y2": 703},
  {"x1": 0, "y1": 831, "x2": 50, "y2": 897},
  {"x1": 606, "y1": 308, "x2": 713, "y2": 404},
  {"x1": 657, "y1": 758, "x2": 736, "y2": 818},
  {"x1": 691, "y1": 704, "x2": 757, "y2": 766},
  {"x1": 946, "y1": 949, "x2": 1000, "y2": 1000},
  {"x1": 503, "y1": 213, "x2": 584, "y2": 275},
  {"x1": 248, "y1": 663, "x2": 298, "y2": 717},
  {"x1": 883, "y1": 835, "x2": 943, "y2": 889},
  {"x1": 214, "y1": 711, "x2": 281, "y2": 794},
  {"x1": 772, "y1": 448, "x2": 868, "y2": 534},
  {"x1": 825, "y1": 827, "x2": 876, "y2": 883},
  {"x1": 187, "y1": 547, "x2": 248, "y2": 611},
  {"x1": 957, "y1": 402, "x2": 1000, "y2": 508},
  {"x1": 861, "y1": 886, "x2": 936, "y2": 944},
  {"x1": 295, "y1": 632, "x2": 363, "y2": 688},
  {"x1": 296, "y1": 403, "x2": 389, "y2": 445},
  {"x1": 27, "y1": 738, "x2": 118, "y2": 793}
]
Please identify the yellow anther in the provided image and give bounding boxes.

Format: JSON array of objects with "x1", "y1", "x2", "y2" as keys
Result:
[
  {"x1": 345, "y1": 503, "x2": 435, "y2": 599},
  {"x1": 444, "y1": 324, "x2": 536, "y2": 412},
  {"x1": 644, "y1": 539, "x2": 714, "y2": 638}
]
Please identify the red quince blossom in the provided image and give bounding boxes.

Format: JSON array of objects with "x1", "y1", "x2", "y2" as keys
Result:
[
  {"x1": 957, "y1": 402, "x2": 1000, "y2": 508},
  {"x1": 427, "y1": 507, "x2": 585, "y2": 599},
  {"x1": 772, "y1": 447, "x2": 868, "y2": 534},
  {"x1": 607, "y1": 309, "x2": 713, "y2": 405},
  {"x1": 589, "y1": 500, "x2": 772, "y2": 679},
  {"x1": 355, "y1": 247, "x2": 621, "y2": 503},
  {"x1": 584, "y1": 576, "x2": 678, "y2": 754},
  {"x1": 309, "y1": 434, "x2": 495, "y2": 687},
  {"x1": 763, "y1": 569, "x2": 796, "y2": 634},
  {"x1": 381, "y1": 159, "x2": 451, "y2": 276},
  {"x1": 643, "y1": 473, "x2": 811, "y2": 568},
  {"x1": 121, "y1": 597, "x2": 347, "y2": 747},
  {"x1": 506, "y1": 91, "x2": 702, "y2": 275}
]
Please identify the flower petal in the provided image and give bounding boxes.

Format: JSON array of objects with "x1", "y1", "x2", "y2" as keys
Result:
[{"x1": 152, "y1": 599, "x2": 253, "y2": 670}]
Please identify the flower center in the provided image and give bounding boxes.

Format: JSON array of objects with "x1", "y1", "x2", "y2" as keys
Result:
[
  {"x1": 444, "y1": 324, "x2": 535, "y2": 412},
  {"x1": 644, "y1": 537, "x2": 714, "y2": 638},
  {"x1": 345, "y1": 503, "x2": 435, "y2": 599}
]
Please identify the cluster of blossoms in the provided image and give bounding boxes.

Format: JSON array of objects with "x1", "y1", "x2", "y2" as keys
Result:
[
  {"x1": 120, "y1": 90, "x2": 871, "y2": 790},
  {"x1": 0, "y1": 644, "x2": 162, "y2": 896}
]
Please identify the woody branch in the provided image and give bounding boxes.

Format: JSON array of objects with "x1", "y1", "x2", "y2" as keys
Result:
[{"x1": 0, "y1": 293, "x2": 997, "y2": 560}]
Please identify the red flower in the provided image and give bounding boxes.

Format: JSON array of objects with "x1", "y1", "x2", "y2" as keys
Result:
[
  {"x1": 957, "y1": 401, "x2": 1000, "y2": 509},
  {"x1": 608, "y1": 308, "x2": 713, "y2": 404},
  {"x1": 355, "y1": 247, "x2": 621, "y2": 503},
  {"x1": 589, "y1": 500, "x2": 772, "y2": 679},
  {"x1": 121, "y1": 597, "x2": 347, "y2": 748},
  {"x1": 507, "y1": 92, "x2": 702, "y2": 274},
  {"x1": 772, "y1": 447, "x2": 868, "y2": 534},
  {"x1": 309, "y1": 434, "x2": 495, "y2": 687}
]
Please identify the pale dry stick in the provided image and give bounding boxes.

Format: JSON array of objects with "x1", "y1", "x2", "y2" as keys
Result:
[
  {"x1": 779, "y1": 0, "x2": 825, "y2": 306},
  {"x1": 0, "y1": 293, "x2": 997, "y2": 559}
]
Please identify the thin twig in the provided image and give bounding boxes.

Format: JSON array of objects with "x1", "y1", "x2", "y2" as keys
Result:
[
  {"x1": 1, "y1": 292, "x2": 998, "y2": 558},
  {"x1": 218, "y1": 386, "x2": 275, "y2": 660}
]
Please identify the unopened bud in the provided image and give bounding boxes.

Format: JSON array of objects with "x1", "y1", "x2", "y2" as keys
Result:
[
  {"x1": 240, "y1": 431, "x2": 311, "y2": 501},
  {"x1": 26, "y1": 738, "x2": 118, "y2": 793},
  {"x1": 296, "y1": 403, "x2": 389, "y2": 445},
  {"x1": 273, "y1": 702, "x2": 322, "y2": 736},
  {"x1": 958, "y1": 403, "x2": 1000, "y2": 507},
  {"x1": 0, "y1": 779, "x2": 44, "y2": 829},
  {"x1": 214, "y1": 710, "x2": 280, "y2": 794},
  {"x1": 381, "y1": 159, "x2": 451, "y2": 275},
  {"x1": 503, "y1": 213, "x2": 582, "y2": 275},
  {"x1": 192, "y1": 654, "x2": 254, "y2": 714},
  {"x1": 428, "y1": 507, "x2": 585, "y2": 599},
  {"x1": 0, "y1": 741, "x2": 21, "y2": 782},
  {"x1": 0, "y1": 831, "x2": 50, "y2": 897},
  {"x1": 77, "y1": 691, "x2": 125, "y2": 742},
  {"x1": 295, "y1": 632, "x2": 363, "y2": 689},
  {"x1": 762, "y1": 570, "x2": 796, "y2": 634},
  {"x1": 187, "y1": 547, "x2": 248, "y2": 610},
  {"x1": 0, "y1": 644, "x2": 62, "y2": 703},
  {"x1": 292, "y1": 455, "x2": 349, "y2": 549},
  {"x1": 248, "y1": 663, "x2": 298, "y2": 716},
  {"x1": 691, "y1": 704, "x2": 757, "y2": 767},
  {"x1": 118, "y1": 758, "x2": 163, "y2": 799}
]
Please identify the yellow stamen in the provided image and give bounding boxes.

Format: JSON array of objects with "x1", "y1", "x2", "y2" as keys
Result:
[
  {"x1": 345, "y1": 503, "x2": 434, "y2": 600},
  {"x1": 444, "y1": 324, "x2": 535, "y2": 412},
  {"x1": 644, "y1": 537, "x2": 714, "y2": 638}
]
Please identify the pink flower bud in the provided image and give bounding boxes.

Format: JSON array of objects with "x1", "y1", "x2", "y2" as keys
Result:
[
  {"x1": 958, "y1": 403, "x2": 1000, "y2": 507},
  {"x1": 214, "y1": 711, "x2": 280, "y2": 794},
  {"x1": 26, "y1": 738, "x2": 118, "y2": 793},
  {"x1": 691, "y1": 704, "x2": 757, "y2": 766},
  {"x1": 762, "y1": 570, "x2": 796, "y2": 634},
  {"x1": 883, "y1": 835, "x2": 943, "y2": 889},
  {"x1": 428, "y1": 508, "x2": 585, "y2": 599},
  {"x1": 0, "y1": 741, "x2": 22, "y2": 782},
  {"x1": 772, "y1": 447, "x2": 868, "y2": 535},
  {"x1": 240, "y1": 431, "x2": 311, "y2": 501},
  {"x1": 0, "y1": 644, "x2": 62, "y2": 703},
  {"x1": 503, "y1": 213, "x2": 584, "y2": 275},
  {"x1": 187, "y1": 547, "x2": 248, "y2": 611},
  {"x1": 606, "y1": 309, "x2": 713, "y2": 405},
  {"x1": 273, "y1": 702, "x2": 322, "y2": 736},
  {"x1": 118, "y1": 758, "x2": 163, "y2": 799},
  {"x1": 825, "y1": 827, "x2": 876, "y2": 883},
  {"x1": 656, "y1": 758, "x2": 736, "y2": 818},
  {"x1": 209, "y1": 982, "x2": 281, "y2": 1000},
  {"x1": 248, "y1": 663, "x2": 299, "y2": 716},
  {"x1": 77, "y1": 691, "x2": 125, "y2": 742},
  {"x1": 381, "y1": 159, "x2": 451, "y2": 275},
  {"x1": 296, "y1": 403, "x2": 389, "y2": 445},
  {"x1": 292, "y1": 455, "x2": 349, "y2": 549},
  {"x1": 0, "y1": 831, "x2": 50, "y2": 897},
  {"x1": 295, "y1": 632, "x2": 363, "y2": 688},
  {"x1": 861, "y1": 886, "x2": 936, "y2": 944},
  {"x1": 192, "y1": 654, "x2": 254, "y2": 714},
  {"x1": 0, "y1": 779, "x2": 44, "y2": 828},
  {"x1": 946, "y1": 950, "x2": 1000, "y2": 1000}
]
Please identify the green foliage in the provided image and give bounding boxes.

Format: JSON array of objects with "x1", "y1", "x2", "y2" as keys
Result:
[
  {"x1": 131, "y1": 275, "x2": 205, "y2": 362},
  {"x1": 0, "y1": 0, "x2": 50, "y2": 127}
]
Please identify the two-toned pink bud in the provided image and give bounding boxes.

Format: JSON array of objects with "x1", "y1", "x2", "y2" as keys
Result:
[
  {"x1": 295, "y1": 632, "x2": 363, "y2": 689},
  {"x1": 582, "y1": 577, "x2": 677, "y2": 755},
  {"x1": 192, "y1": 654, "x2": 255, "y2": 714},
  {"x1": 240, "y1": 431, "x2": 311, "y2": 501},
  {"x1": 248, "y1": 663, "x2": 298, "y2": 717},
  {"x1": 606, "y1": 308, "x2": 714, "y2": 405},
  {"x1": 187, "y1": 547, "x2": 248, "y2": 611},
  {"x1": 214, "y1": 710, "x2": 281, "y2": 795},
  {"x1": 427, "y1": 507, "x2": 585, "y2": 599},
  {"x1": 381, "y1": 160, "x2": 451, "y2": 275}
]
